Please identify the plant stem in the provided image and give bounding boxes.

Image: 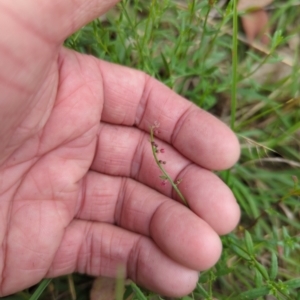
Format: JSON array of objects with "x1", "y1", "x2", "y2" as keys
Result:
[
  {"x1": 231, "y1": 0, "x2": 238, "y2": 131},
  {"x1": 150, "y1": 127, "x2": 188, "y2": 207},
  {"x1": 226, "y1": 0, "x2": 239, "y2": 185}
]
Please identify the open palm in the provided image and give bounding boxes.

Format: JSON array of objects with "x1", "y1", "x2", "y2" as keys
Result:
[{"x1": 0, "y1": 0, "x2": 240, "y2": 297}]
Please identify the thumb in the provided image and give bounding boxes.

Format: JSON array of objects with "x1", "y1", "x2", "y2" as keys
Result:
[
  {"x1": 0, "y1": 0, "x2": 120, "y2": 162},
  {"x1": 1, "y1": 0, "x2": 121, "y2": 44}
]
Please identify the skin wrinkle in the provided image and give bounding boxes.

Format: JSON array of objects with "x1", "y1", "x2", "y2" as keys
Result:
[
  {"x1": 75, "y1": 173, "x2": 88, "y2": 219},
  {"x1": 1, "y1": 75, "x2": 57, "y2": 168},
  {"x1": 151, "y1": 92, "x2": 174, "y2": 133},
  {"x1": 113, "y1": 177, "x2": 126, "y2": 228},
  {"x1": 54, "y1": 52, "x2": 88, "y2": 105},
  {"x1": 108, "y1": 229, "x2": 119, "y2": 269},
  {"x1": 115, "y1": 178, "x2": 134, "y2": 228},
  {"x1": 94, "y1": 60, "x2": 105, "y2": 117},
  {"x1": 1, "y1": 202, "x2": 37, "y2": 293},
  {"x1": 56, "y1": 55, "x2": 73, "y2": 93},
  {"x1": 68, "y1": 226, "x2": 81, "y2": 276},
  {"x1": 102, "y1": 226, "x2": 119, "y2": 276},
  {"x1": 135, "y1": 77, "x2": 185, "y2": 144},
  {"x1": 38, "y1": 124, "x2": 97, "y2": 160},
  {"x1": 24, "y1": 75, "x2": 57, "y2": 131},
  {"x1": 95, "y1": 125, "x2": 134, "y2": 175},
  {"x1": 0, "y1": 152, "x2": 43, "y2": 295},
  {"x1": 92, "y1": 223, "x2": 101, "y2": 275},
  {"x1": 0, "y1": 45, "x2": 27, "y2": 71},
  {"x1": 2, "y1": 156, "x2": 38, "y2": 185},
  {"x1": 0, "y1": 2, "x2": 56, "y2": 46},
  {"x1": 119, "y1": 180, "x2": 153, "y2": 234},
  {"x1": 79, "y1": 221, "x2": 94, "y2": 275},
  {"x1": 0, "y1": 73, "x2": 32, "y2": 95},
  {"x1": 134, "y1": 74, "x2": 152, "y2": 127},
  {"x1": 41, "y1": 123, "x2": 97, "y2": 167},
  {"x1": 55, "y1": 81, "x2": 87, "y2": 109},
  {"x1": 78, "y1": 174, "x2": 118, "y2": 222},
  {"x1": 138, "y1": 134, "x2": 164, "y2": 187},
  {"x1": 171, "y1": 104, "x2": 197, "y2": 150},
  {"x1": 127, "y1": 235, "x2": 143, "y2": 283},
  {"x1": 148, "y1": 200, "x2": 168, "y2": 240},
  {"x1": 0, "y1": 164, "x2": 27, "y2": 292},
  {"x1": 92, "y1": 124, "x2": 105, "y2": 167},
  {"x1": 130, "y1": 130, "x2": 146, "y2": 180},
  {"x1": 170, "y1": 162, "x2": 194, "y2": 203},
  {"x1": 53, "y1": 199, "x2": 74, "y2": 230},
  {"x1": 4, "y1": 113, "x2": 94, "y2": 198}
]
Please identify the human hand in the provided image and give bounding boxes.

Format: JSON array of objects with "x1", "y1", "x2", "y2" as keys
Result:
[{"x1": 0, "y1": 0, "x2": 240, "y2": 297}]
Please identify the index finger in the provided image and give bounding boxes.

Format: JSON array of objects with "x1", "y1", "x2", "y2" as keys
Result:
[{"x1": 98, "y1": 60, "x2": 240, "y2": 170}]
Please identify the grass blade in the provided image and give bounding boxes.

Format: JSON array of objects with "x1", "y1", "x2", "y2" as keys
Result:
[{"x1": 28, "y1": 278, "x2": 52, "y2": 300}]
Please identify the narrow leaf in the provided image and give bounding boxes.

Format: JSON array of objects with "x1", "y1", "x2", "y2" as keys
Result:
[
  {"x1": 160, "y1": 52, "x2": 171, "y2": 78},
  {"x1": 231, "y1": 245, "x2": 251, "y2": 260},
  {"x1": 29, "y1": 278, "x2": 52, "y2": 300},
  {"x1": 130, "y1": 282, "x2": 147, "y2": 300},
  {"x1": 244, "y1": 230, "x2": 254, "y2": 255},
  {"x1": 254, "y1": 268, "x2": 263, "y2": 287},
  {"x1": 255, "y1": 261, "x2": 269, "y2": 280},
  {"x1": 284, "y1": 278, "x2": 300, "y2": 289},
  {"x1": 269, "y1": 252, "x2": 278, "y2": 280},
  {"x1": 239, "y1": 286, "x2": 270, "y2": 299}
]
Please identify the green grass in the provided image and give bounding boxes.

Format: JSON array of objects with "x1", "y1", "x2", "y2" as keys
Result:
[{"x1": 7, "y1": 0, "x2": 300, "y2": 299}]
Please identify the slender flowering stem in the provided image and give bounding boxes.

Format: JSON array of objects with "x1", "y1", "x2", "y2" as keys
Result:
[{"x1": 150, "y1": 126, "x2": 188, "y2": 207}]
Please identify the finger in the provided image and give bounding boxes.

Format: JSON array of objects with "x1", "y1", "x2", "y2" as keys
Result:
[
  {"x1": 1, "y1": 0, "x2": 120, "y2": 44},
  {"x1": 96, "y1": 60, "x2": 240, "y2": 170},
  {"x1": 90, "y1": 124, "x2": 240, "y2": 234},
  {"x1": 76, "y1": 171, "x2": 223, "y2": 270},
  {"x1": 48, "y1": 220, "x2": 199, "y2": 297}
]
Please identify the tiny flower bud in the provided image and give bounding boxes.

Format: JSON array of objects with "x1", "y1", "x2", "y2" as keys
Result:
[
  {"x1": 162, "y1": 161, "x2": 166, "y2": 164},
  {"x1": 153, "y1": 121, "x2": 160, "y2": 128},
  {"x1": 176, "y1": 178, "x2": 182, "y2": 185},
  {"x1": 154, "y1": 130, "x2": 160, "y2": 135},
  {"x1": 160, "y1": 148, "x2": 165, "y2": 153},
  {"x1": 161, "y1": 180, "x2": 167, "y2": 186}
]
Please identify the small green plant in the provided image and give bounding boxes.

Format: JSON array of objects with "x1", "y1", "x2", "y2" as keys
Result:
[{"x1": 149, "y1": 121, "x2": 188, "y2": 207}]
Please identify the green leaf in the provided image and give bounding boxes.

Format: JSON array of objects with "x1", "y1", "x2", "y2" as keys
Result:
[
  {"x1": 29, "y1": 278, "x2": 52, "y2": 300},
  {"x1": 239, "y1": 286, "x2": 270, "y2": 299},
  {"x1": 160, "y1": 51, "x2": 171, "y2": 78},
  {"x1": 255, "y1": 261, "x2": 269, "y2": 280},
  {"x1": 231, "y1": 245, "x2": 251, "y2": 260},
  {"x1": 130, "y1": 282, "x2": 147, "y2": 300},
  {"x1": 269, "y1": 252, "x2": 278, "y2": 280},
  {"x1": 284, "y1": 278, "x2": 300, "y2": 289},
  {"x1": 254, "y1": 268, "x2": 263, "y2": 287},
  {"x1": 244, "y1": 231, "x2": 254, "y2": 255},
  {"x1": 195, "y1": 283, "x2": 209, "y2": 297}
]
